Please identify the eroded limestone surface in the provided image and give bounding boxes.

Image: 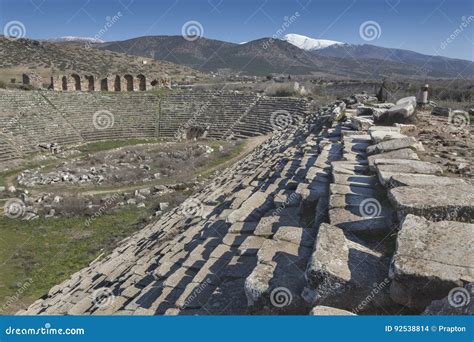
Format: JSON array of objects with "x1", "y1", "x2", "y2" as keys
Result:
[
  {"x1": 389, "y1": 215, "x2": 474, "y2": 309},
  {"x1": 17, "y1": 95, "x2": 473, "y2": 317}
]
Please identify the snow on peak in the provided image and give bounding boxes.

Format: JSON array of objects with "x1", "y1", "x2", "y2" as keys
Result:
[
  {"x1": 281, "y1": 33, "x2": 342, "y2": 51},
  {"x1": 49, "y1": 36, "x2": 105, "y2": 43}
]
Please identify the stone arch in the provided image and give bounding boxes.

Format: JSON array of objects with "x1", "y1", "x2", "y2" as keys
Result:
[
  {"x1": 100, "y1": 78, "x2": 108, "y2": 91},
  {"x1": 137, "y1": 74, "x2": 146, "y2": 91},
  {"x1": 124, "y1": 74, "x2": 134, "y2": 91},
  {"x1": 62, "y1": 76, "x2": 67, "y2": 90},
  {"x1": 114, "y1": 75, "x2": 121, "y2": 91},
  {"x1": 85, "y1": 75, "x2": 95, "y2": 91},
  {"x1": 186, "y1": 126, "x2": 206, "y2": 140},
  {"x1": 71, "y1": 73, "x2": 81, "y2": 90},
  {"x1": 22, "y1": 74, "x2": 30, "y2": 85}
]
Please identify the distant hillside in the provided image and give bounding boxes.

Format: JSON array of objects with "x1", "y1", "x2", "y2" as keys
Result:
[
  {"x1": 0, "y1": 37, "x2": 203, "y2": 83},
  {"x1": 313, "y1": 43, "x2": 474, "y2": 78},
  {"x1": 98, "y1": 35, "x2": 351, "y2": 76},
  {"x1": 98, "y1": 35, "x2": 474, "y2": 78}
]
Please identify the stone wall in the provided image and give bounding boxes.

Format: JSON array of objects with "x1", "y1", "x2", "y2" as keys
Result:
[
  {"x1": 19, "y1": 73, "x2": 170, "y2": 92},
  {"x1": 0, "y1": 90, "x2": 310, "y2": 162}
]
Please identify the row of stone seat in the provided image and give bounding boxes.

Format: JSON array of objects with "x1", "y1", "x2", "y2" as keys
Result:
[
  {"x1": 303, "y1": 105, "x2": 473, "y2": 315},
  {"x1": 15, "y1": 96, "x2": 474, "y2": 316},
  {"x1": 0, "y1": 90, "x2": 310, "y2": 163},
  {"x1": 18, "y1": 104, "x2": 329, "y2": 315},
  {"x1": 159, "y1": 94, "x2": 309, "y2": 140}
]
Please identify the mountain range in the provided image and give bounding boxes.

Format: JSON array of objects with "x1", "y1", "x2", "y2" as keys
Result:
[
  {"x1": 95, "y1": 34, "x2": 473, "y2": 78},
  {"x1": 1, "y1": 33, "x2": 472, "y2": 80}
]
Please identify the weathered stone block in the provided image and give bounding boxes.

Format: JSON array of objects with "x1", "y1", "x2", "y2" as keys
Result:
[
  {"x1": 366, "y1": 137, "x2": 423, "y2": 156},
  {"x1": 305, "y1": 223, "x2": 392, "y2": 310},
  {"x1": 389, "y1": 215, "x2": 474, "y2": 309},
  {"x1": 374, "y1": 102, "x2": 415, "y2": 125},
  {"x1": 367, "y1": 148, "x2": 419, "y2": 169},
  {"x1": 388, "y1": 184, "x2": 474, "y2": 221},
  {"x1": 226, "y1": 191, "x2": 273, "y2": 223}
]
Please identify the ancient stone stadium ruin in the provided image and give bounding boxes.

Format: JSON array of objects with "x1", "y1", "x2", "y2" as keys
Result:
[{"x1": 0, "y1": 86, "x2": 471, "y2": 316}]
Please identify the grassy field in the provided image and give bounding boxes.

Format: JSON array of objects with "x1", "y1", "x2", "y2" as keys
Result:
[
  {"x1": 0, "y1": 137, "x2": 251, "y2": 314},
  {"x1": 0, "y1": 205, "x2": 148, "y2": 314}
]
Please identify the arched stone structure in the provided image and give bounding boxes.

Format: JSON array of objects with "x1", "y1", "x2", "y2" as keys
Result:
[
  {"x1": 61, "y1": 76, "x2": 68, "y2": 91},
  {"x1": 114, "y1": 76, "x2": 121, "y2": 92},
  {"x1": 38, "y1": 73, "x2": 169, "y2": 92},
  {"x1": 100, "y1": 78, "x2": 108, "y2": 91},
  {"x1": 137, "y1": 74, "x2": 146, "y2": 91},
  {"x1": 85, "y1": 75, "x2": 95, "y2": 92},
  {"x1": 124, "y1": 74, "x2": 134, "y2": 91},
  {"x1": 71, "y1": 74, "x2": 81, "y2": 91},
  {"x1": 186, "y1": 126, "x2": 206, "y2": 139},
  {"x1": 22, "y1": 74, "x2": 30, "y2": 85}
]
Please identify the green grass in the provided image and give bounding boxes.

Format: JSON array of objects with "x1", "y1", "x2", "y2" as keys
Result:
[
  {"x1": 196, "y1": 140, "x2": 246, "y2": 178},
  {"x1": 0, "y1": 139, "x2": 249, "y2": 313},
  {"x1": 146, "y1": 87, "x2": 174, "y2": 98},
  {"x1": 0, "y1": 205, "x2": 149, "y2": 314},
  {"x1": 0, "y1": 156, "x2": 59, "y2": 188}
]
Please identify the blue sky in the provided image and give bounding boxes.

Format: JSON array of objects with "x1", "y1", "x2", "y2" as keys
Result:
[{"x1": 1, "y1": 0, "x2": 473, "y2": 60}]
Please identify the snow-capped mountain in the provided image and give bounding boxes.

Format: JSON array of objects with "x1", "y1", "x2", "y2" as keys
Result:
[
  {"x1": 47, "y1": 36, "x2": 105, "y2": 43},
  {"x1": 281, "y1": 33, "x2": 342, "y2": 51}
]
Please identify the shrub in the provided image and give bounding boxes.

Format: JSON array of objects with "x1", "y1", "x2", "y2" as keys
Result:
[{"x1": 264, "y1": 83, "x2": 298, "y2": 97}]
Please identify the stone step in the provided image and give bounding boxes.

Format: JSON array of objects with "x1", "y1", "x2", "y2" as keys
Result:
[
  {"x1": 305, "y1": 223, "x2": 393, "y2": 312},
  {"x1": 389, "y1": 215, "x2": 474, "y2": 309},
  {"x1": 329, "y1": 206, "x2": 395, "y2": 234},
  {"x1": 388, "y1": 183, "x2": 474, "y2": 221}
]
